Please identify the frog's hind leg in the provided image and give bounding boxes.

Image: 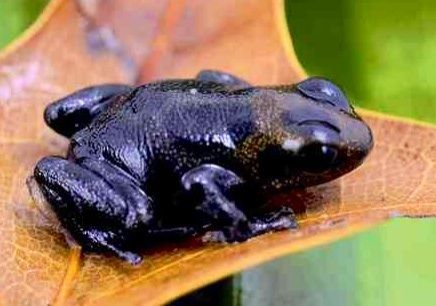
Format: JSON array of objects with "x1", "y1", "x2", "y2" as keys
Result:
[
  {"x1": 196, "y1": 70, "x2": 251, "y2": 89},
  {"x1": 33, "y1": 156, "x2": 153, "y2": 264},
  {"x1": 44, "y1": 84, "x2": 132, "y2": 137}
]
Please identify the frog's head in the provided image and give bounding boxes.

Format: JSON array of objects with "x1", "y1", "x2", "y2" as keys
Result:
[{"x1": 257, "y1": 77, "x2": 373, "y2": 188}]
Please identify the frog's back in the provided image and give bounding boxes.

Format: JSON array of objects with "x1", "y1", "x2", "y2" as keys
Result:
[
  {"x1": 69, "y1": 80, "x2": 257, "y2": 176},
  {"x1": 146, "y1": 81, "x2": 254, "y2": 138}
]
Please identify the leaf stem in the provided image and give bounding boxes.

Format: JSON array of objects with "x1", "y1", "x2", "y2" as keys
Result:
[{"x1": 52, "y1": 246, "x2": 82, "y2": 306}]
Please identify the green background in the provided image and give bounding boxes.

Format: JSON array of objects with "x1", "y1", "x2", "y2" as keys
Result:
[{"x1": 2, "y1": 0, "x2": 436, "y2": 305}]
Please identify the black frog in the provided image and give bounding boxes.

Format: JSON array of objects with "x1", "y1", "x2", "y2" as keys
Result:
[{"x1": 31, "y1": 70, "x2": 373, "y2": 264}]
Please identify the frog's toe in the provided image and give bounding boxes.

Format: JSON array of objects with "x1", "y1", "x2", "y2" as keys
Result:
[
  {"x1": 249, "y1": 206, "x2": 298, "y2": 235},
  {"x1": 82, "y1": 229, "x2": 143, "y2": 265},
  {"x1": 204, "y1": 207, "x2": 298, "y2": 243},
  {"x1": 202, "y1": 230, "x2": 228, "y2": 243},
  {"x1": 202, "y1": 220, "x2": 255, "y2": 243}
]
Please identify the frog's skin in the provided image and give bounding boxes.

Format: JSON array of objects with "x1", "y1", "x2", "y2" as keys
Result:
[{"x1": 32, "y1": 70, "x2": 373, "y2": 264}]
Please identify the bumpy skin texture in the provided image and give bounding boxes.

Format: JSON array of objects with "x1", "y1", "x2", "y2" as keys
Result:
[{"x1": 32, "y1": 70, "x2": 373, "y2": 264}]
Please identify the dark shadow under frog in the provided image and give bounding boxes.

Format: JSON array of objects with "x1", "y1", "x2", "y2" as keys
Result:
[{"x1": 31, "y1": 70, "x2": 373, "y2": 264}]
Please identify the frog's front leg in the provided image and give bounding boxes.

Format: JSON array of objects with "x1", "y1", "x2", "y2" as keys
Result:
[
  {"x1": 181, "y1": 164, "x2": 297, "y2": 242},
  {"x1": 181, "y1": 164, "x2": 251, "y2": 242},
  {"x1": 196, "y1": 70, "x2": 251, "y2": 89},
  {"x1": 45, "y1": 84, "x2": 132, "y2": 137}
]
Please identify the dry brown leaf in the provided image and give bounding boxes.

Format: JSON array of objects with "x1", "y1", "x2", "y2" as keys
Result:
[{"x1": 0, "y1": 0, "x2": 435, "y2": 305}]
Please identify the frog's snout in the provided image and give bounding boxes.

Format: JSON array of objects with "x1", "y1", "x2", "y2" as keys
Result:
[{"x1": 340, "y1": 116, "x2": 374, "y2": 169}]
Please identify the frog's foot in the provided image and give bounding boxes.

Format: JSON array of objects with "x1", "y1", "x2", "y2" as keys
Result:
[
  {"x1": 203, "y1": 206, "x2": 297, "y2": 243},
  {"x1": 249, "y1": 206, "x2": 297, "y2": 236},
  {"x1": 82, "y1": 229, "x2": 143, "y2": 265},
  {"x1": 201, "y1": 222, "x2": 252, "y2": 243}
]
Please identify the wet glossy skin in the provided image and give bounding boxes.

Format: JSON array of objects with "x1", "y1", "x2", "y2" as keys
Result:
[{"x1": 32, "y1": 70, "x2": 373, "y2": 264}]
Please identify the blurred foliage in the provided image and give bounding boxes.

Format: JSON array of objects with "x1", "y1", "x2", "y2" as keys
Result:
[
  {"x1": 0, "y1": 0, "x2": 48, "y2": 48},
  {"x1": 2, "y1": 1, "x2": 436, "y2": 305},
  {"x1": 289, "y1": 0, "x2": 436, "y2": 122}
]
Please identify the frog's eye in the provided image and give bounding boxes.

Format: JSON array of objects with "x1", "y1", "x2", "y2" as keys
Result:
[
  {"x1": 299, "y1": 143, "x2": 338, "y2": 173},
  {"x1": 296, "y1": 78, "x2": 352, "y2": 112}
]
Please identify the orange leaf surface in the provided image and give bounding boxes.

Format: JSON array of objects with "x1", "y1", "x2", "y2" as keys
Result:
[{"x1": 0, "y1": 0, "x2": 435, "y2": 305}]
